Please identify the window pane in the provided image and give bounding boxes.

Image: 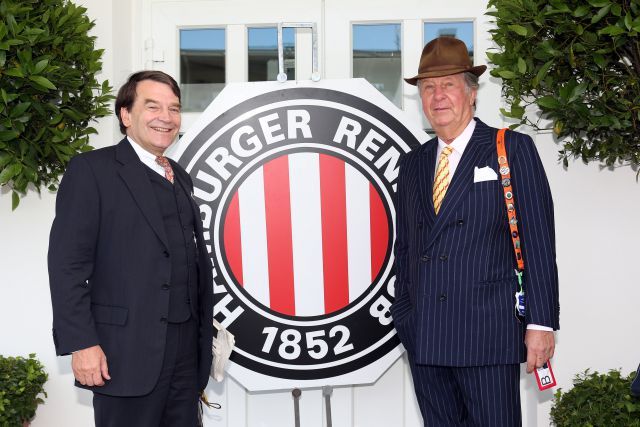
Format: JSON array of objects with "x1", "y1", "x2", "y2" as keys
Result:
[
  {"x1": 180, "y1": 28, "x2": 226, "y2": 112},
  {"x1": 248, "y1": 27, "x2": 295, "y2": 82},
  {"x1": 352, "y1": 23, "x2": 402, "y2": 108},
  {"x1": 424, "y1": 21, "x2": 474, "y2": 62}
]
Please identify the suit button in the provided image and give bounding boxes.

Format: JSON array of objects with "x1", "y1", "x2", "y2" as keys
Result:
[
  {"x1": 160, "y1": 316, "x2": 168, "y2": 323},
  {"x1": 417, "y1": 221, "x2": 423, "y2": 229},
  {"x1": 161, "y1": 283, "x2": 170, "y2": 290},
  {"x1": 439, "y1": 294, "x2": 447, "y2": 302},
  {"x1": 421, "y1": 254, "x2": 431, "y2": 262},
  {"x1": 163, "y1": 250, "x2": 170, "y2": 257},
  {"x1": 439, "y1": 255, "x2": 448, "y2": 261},
  {"x1": 457, "y1": 219, "x2": 464, "y2": 226}
]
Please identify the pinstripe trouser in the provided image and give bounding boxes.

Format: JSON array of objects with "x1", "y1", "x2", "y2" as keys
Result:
[{"x1": 409, "y1": 362, "x2": 521, "y2": 427}]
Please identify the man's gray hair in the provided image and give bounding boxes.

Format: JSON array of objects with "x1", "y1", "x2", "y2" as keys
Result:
[
  {"x1": 416, "y1": 72, "x2": 480, "y2": 92},
  {"x1": 462, "y1": 72, "x2": 479, "y2": 91}
]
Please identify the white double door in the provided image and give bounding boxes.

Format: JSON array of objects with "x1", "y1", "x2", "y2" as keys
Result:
[{"x1": 143, "y1": 0, "x2": 496, "y2": 133}]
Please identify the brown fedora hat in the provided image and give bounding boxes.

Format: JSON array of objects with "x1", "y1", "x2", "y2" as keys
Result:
[{"x1": 405, "y1": 36, "x2": 486, "y2": 86}]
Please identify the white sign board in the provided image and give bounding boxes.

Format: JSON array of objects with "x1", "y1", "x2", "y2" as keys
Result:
[{"x1": 173, "y1": 79, "x2": 428, "y2": 391}]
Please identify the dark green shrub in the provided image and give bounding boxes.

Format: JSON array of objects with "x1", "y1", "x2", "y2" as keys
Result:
[
  {"x1": 0, "y1": 354, "x2": 47, "y2": 426},
  {"x1": 0, "y1": 0, "x2": 113, "y2": 209},
  {"x1": 550, "y1": 369, "x2": 640, "y2": 426},
  {"x1": 487, "y1": 0, "x2": 640, "y2": 172}
]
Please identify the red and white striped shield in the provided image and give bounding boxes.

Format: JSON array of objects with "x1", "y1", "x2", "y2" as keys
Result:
[{"x1": 223, "y1": 152, "x2": 389, "y2": 317}]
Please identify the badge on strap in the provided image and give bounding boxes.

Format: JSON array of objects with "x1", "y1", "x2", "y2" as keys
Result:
[{"x1": 514, "y1": 271, "x2": 525, "y2": 322}]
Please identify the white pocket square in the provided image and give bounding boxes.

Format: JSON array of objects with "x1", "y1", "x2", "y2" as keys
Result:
[{"x1": 473, "y1": 166, "x2": 498, "y2": 183}]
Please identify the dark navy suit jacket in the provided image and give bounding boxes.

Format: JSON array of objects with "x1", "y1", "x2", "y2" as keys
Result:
[
  {"x1": 48, "y1": 138, "x2": 214, "y2": 396},
  {"x1": 391, "y1": 119, "x2": 559, "y2": 367}
]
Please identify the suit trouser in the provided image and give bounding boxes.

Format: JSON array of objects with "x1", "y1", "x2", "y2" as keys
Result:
[
  {"x1": 93, "y1": 318, "x2": 199, "y2": 427},
  {"x1": 409, "y1": 360, "x2": 521, "y2": 427}
]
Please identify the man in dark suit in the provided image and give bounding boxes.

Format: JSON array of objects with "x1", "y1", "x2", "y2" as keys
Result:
[
  {"x1": 391, "y1": 37, "x2": 559, "y2": 426},
  {"x1": 48, "y1": 70, "x2": 214, "y2": 426}
]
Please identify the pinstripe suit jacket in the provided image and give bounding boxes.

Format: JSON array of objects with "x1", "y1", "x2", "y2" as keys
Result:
[{"x1": 391, "y1": 119, "x2": 559, "y2": 366}]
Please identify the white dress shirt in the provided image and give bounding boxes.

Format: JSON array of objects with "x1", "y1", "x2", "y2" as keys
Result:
[{"x1": 128, "y1": 137, "x2": 166, "y2": 177}]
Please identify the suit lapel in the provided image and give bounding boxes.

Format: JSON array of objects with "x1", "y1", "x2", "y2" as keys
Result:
[
  {"x1": 426, "y1": 120, "x2": 496, "y2": 247},
  {"x1": 172, "y1": 162, "x2": 208, "y2": 256},
  {"x1": 417, "y1": 138, "x2": 438, "y2": 224},
  {"x1": 115, "y1": 139, "x2": 170, "y2": 250},
  {"x1": 172, "y1": 164, "x2": 201, "y2": 232}
]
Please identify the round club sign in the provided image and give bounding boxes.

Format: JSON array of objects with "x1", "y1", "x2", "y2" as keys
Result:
[{"x1": 174, "y1": 79, "x2": 426, "y2": 391}]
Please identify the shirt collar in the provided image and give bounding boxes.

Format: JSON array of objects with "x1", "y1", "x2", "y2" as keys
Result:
[
  {"x1": 126, "y1": 137, "x2": 167, "y2": 178},
  {"x1": 436, "y1": 119, "x2": 476, "y2": 155}
]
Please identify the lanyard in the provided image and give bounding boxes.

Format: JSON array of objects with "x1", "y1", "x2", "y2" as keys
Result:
[{"x1": 496, "y1": 128, "x2": 524, "y2": 272}]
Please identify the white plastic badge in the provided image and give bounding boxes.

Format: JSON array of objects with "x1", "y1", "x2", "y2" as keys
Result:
[{"x1": 534, "y1": 361, "x2": 556, "y2": 390}]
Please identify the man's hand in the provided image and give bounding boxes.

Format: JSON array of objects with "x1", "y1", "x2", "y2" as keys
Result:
[
  {"x1": 72, "y1": 345, "x2": 111, "y2": 386},
  {"x1": 524, "y1": 329, "x2": 555, "y2": 374}
]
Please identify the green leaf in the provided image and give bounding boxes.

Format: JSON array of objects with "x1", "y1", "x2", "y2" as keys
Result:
[
  {"x1": 598, "y1": 25, "x2": 625, "y2": 36},
  {"x1": 508, "y1": 24, "x2": 528, "y2": 36},
  {"x1": 624, "y1": 13, "x2": 633, "y2": 30},
  {"x1": 510, "y1": 104, "x2": 525, "y2": 118},
  {"x1": 574, "y1": 5, "x2": 591, "y2": 17},
  {"x1": 498, "y1": 70, "x2": 517, "y2": 79},
  {"x1": 591, "y1": 5, "x2": 612, "y2": 24},
  {"x1": 33, "y1": 59, "x2": 49, "y2": 74},
  {"x1": 12, "y1": 190, "x2": 19, "y2": 210},
  {"x1": 0, "y1": 163, "x2": 22, "y2": 184},
  {"x1": 4, "y1": 67, "x2": 24, "y2": 77},
  {"x1": 28, "y1": 75, "x2": 57, "y2": 90},
  {"x1": 593, "y1": 54, "x2": 606, "y2": 68},
  {"x1": 537, "y1": 96, "x2": 561, "y2": 109},
  {"x1": 0, "y1": 130, "x2": 20, "y2": 141},
  {"x1": 517, "y1": 57, "x2": 526, "y2": 74},
  {"x1": 569, "y1": 82, "x2": 588, "y2": 102},
  {"x1": 0, "y1": 153, "x2": 12, "y2": 169},
  {"x1": 10, "y1": 102, "x2": 31, "y2": 118},
  {"x1": 533, "y1": 60, "x2": 554, "y2": 87},
  {"x1": 587, "y1": 0, "x2": 610, "y2": 6}
]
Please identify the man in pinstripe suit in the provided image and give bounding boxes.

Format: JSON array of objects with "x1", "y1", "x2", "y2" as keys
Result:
[{"x1": 391, "y1": 37, "x2": 559, "y2": 426}]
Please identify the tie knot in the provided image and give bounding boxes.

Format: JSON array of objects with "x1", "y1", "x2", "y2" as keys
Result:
[
  {"x1": 441, "y1": 146, "x2": 454, "y2": 157},
  {"x1": 155, "y1": 155, "x2": 170, "y2": 167},
  {"x1": 155, "y1": 156, "x2": 174, "y2": 184}
]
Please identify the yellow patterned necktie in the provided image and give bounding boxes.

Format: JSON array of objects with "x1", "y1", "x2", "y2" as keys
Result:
[{"x1": 433, "y1": 146, "x2": 454, "y2": 214}]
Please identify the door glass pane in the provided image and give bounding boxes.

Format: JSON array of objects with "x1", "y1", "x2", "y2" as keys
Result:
[
  {"x1": 352, "y1": 23, "x2": 402, "y2": 108},
  {"x1": 180, "y1": 28, "x2": 226, "y2": 112},
  {"x1": 424, "y1": 21, "x2": 474, "y2": 62},
  {"x1": 248, "y1": 27, "x2": 295, "y2": 81}
]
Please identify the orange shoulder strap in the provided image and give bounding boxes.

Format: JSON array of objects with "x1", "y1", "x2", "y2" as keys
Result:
[{"x1": 496, "y1": 128, "x2": 524, "y2": 271}]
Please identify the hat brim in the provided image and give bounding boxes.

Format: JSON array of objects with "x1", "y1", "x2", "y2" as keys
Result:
[{"x1": 404, "y1": 64, "x2": 487, "y2": 86}]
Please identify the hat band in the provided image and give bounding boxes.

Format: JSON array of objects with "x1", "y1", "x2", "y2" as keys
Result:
[{"x1": 418, "y1": 64, "x2": 469, "y2": 74}]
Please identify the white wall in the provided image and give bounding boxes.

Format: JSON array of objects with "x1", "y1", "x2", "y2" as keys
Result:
[{"x1": 1, "y1": 1, "x2": 639, "y2": 426}]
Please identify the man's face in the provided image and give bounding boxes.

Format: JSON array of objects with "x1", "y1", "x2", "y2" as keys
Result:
[
  {"x1": 419, "y1": 74, "x2": 476, "y2": 141},
  {"x1": 120, "y1": 80, "x2": 181, "y2": 156}
]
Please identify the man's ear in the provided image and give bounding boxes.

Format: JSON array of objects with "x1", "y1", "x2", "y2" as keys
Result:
[
  {"x1": 470, "y1": 88, "x2": 478, "y2": 107},
  {"x1": 120, "y1": 107, "x2": 131, "y2": 128}
]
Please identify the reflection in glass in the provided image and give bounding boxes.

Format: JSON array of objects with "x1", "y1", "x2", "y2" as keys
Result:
[
  {"x1": 180, "y1": 28, "x2": 226, "y2": 112},
  {"x1": 352, "y1": 23, "x2": 402, "y2": 108},
  {"x1": 424, "y1": 21, "x2": 474, "y2": 62},
  {"x1": 248, "y1": 27, "x2": 295, "y2": 82}
]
